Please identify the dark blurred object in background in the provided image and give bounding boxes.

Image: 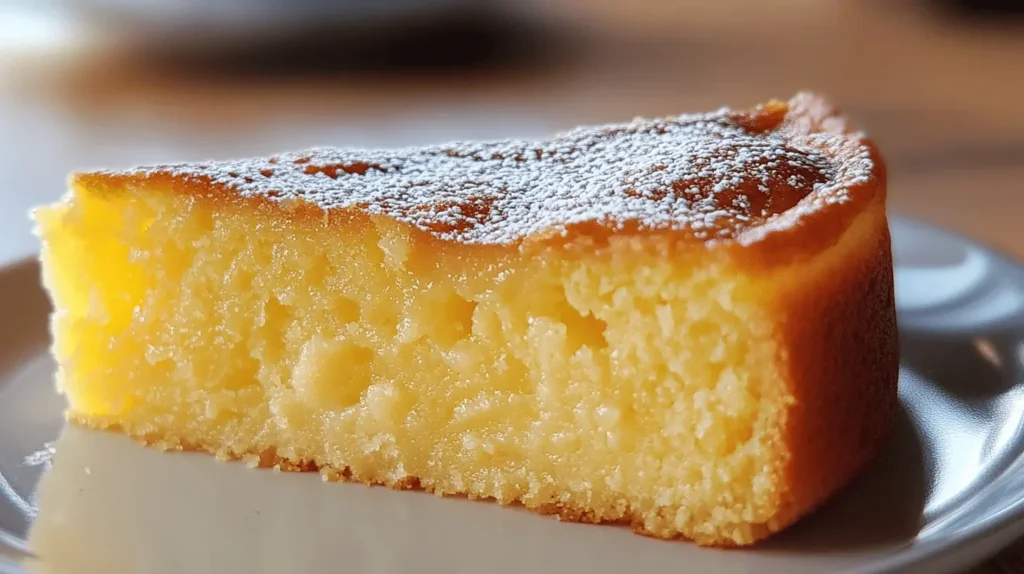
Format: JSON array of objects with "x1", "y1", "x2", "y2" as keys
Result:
[
  {"x1": 134, "y1": 11, "x2": 558, "y2": 79},
  {"x1": 928, "y1": 0, "x2": 1024, "y2": 18},
  {"x1": 12, "y1": 0, "x2": 562, "y2": 79}
]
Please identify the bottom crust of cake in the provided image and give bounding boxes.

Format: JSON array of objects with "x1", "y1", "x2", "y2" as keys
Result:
[{"x1": 69, "y1": 414, "x2": 871, "y2": 548}]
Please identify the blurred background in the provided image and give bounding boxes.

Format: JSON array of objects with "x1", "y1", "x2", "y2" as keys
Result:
[{"x1": 0, "y1": 0, "x2": 1022, "y2": 266}]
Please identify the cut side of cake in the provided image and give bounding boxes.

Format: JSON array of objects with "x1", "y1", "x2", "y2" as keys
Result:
[{"x1": 33, "y1": 92, "x2": 898, "y2": 546}]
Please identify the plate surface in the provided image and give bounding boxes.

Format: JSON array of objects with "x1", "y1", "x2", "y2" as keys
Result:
[{"x1": 2, "y1": 216, "x2": 1024, "y2": 574}]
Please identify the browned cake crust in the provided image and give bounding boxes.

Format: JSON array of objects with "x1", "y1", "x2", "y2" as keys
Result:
[
  {"x1": 73, "y1": 92, "x2": 882, "y2": 268},
  {"x1": 55, "y1": 91, "x2": 898, "y2": 546}
]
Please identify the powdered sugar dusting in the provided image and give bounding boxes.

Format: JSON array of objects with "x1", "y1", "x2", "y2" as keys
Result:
[{"x1": 108, "y1": 93, "x2": 877, "y2": 246}]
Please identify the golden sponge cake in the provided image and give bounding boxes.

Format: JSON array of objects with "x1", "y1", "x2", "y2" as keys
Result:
[{"x1": 32, "y1": 92, "x2": 898, "y2": 546}]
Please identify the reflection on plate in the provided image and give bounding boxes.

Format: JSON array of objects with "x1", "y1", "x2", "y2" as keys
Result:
[
  {"x1": 893, "y1": 218, "x2": 1024, "y2": 333},
  {"x1": 3, "y1": 216, "x2": 1024, "y2": 574}
]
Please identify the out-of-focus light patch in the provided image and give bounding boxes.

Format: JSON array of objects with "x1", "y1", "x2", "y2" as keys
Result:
[
  {"x1": 0, "y1": 7, "x2": 78, "y2": 55},
  {"x1": 973, "y1": 338, "x2": 1004, "y2": 370}
]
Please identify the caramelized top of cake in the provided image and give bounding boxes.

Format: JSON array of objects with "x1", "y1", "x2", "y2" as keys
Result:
[{"x1": 77, "y1": 92, "x2": 881, "y2": 247}]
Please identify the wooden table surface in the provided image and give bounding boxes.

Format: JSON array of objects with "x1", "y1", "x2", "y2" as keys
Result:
[{"x1": 0, "y1": 1, "x2": 1022, "y2": 572}]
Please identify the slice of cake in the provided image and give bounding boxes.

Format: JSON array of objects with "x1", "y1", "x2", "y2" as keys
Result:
[{"x1": 32, "y1": 92, "x2": 898, "y2": 546}]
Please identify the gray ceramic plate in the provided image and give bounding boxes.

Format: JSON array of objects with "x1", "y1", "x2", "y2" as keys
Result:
[{"x1": 2, "y1": 216, "x2": 1024, "y2": 574}]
